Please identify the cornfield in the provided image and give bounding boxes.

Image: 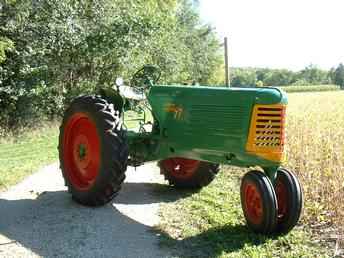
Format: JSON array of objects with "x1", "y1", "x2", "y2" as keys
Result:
[
  {"x1": 279, "y1": 84, "x2": 340, "y2": 93},
  {"x1": 284, "y1": 91, "x2": 344, "y2": 231}
]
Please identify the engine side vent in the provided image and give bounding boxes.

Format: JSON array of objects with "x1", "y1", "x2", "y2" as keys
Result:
[{"x1": 246, "y1": 104, "x2": 286, "y2": 162}]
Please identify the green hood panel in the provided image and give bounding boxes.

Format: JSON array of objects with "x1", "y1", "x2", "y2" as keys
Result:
[{"x1": 141, "y1": 85, "x2": 287, "y2": 166}]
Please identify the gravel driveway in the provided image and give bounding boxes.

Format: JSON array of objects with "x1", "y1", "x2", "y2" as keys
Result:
[{"x1": 0, "y1": 163, "x2": 172, "y2": 258}]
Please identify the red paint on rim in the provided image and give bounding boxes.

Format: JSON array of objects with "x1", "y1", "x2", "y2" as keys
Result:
[
  {"x1": 63, "y1": 112, "x2": 100, "y2": 190},
  {"x1": 243, "y1": 182, "x2": 263, "y2": 225},
  {"x1": 161, "y1": 158, "x2": 200, "y2": 179},
  {"x1": 275, "y1": 179, "x2": 288, "y2": 221}
]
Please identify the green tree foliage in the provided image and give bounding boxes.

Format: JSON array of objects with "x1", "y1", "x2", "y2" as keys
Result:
[
  {"x1": 334, "y1": 63, "x2": 344, "y2": 89},
  {"x1": 230, "y1": 65, "x2": 336, "y2": 88},
  {"x1": 298, "y1": 64, "x2": 330, "y2": 85},
  {"x1": 230, "y1": 68, "x2": 256, "y2": 87},
  {"x1": 0, "y1": 37, "x2": 13, "y2": 63},
  {"x1": 0, "y1": 0, "x2": 222, "y2": 130}
]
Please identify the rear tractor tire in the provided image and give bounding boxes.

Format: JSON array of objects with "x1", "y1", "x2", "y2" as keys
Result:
[
  {"x1": 58, "y1": 95, "x2": 129, "y2": 206},
  {"x1": 158, "y1": 158, "x2": 219, "y2": 189}
]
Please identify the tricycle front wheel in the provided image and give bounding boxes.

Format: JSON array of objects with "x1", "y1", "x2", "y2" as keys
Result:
[
  {"x1": 240, "y1": 170, "x2": 278, "y2": 234},
  {"x1": 240, "y1": 168, "x2": 303, "y2": 235},
  {"x1": 274, "y1": 168, "x2": 303, "y2": 234}
]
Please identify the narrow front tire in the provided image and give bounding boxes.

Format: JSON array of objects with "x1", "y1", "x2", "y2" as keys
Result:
[
  {"x1": 240, "y1": 170, "x2": 278, "y2": 234},
  {"x1": 274, "y1": 168, "x2": 303, "y2": 234}
]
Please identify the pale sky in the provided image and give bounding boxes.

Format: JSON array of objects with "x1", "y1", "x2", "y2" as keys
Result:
[{"x1": 199, "y1": 0, "x2": 344, "y2": 70}]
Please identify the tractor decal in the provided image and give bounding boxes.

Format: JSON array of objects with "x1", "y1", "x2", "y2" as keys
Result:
[{"x1": 165, "y1": 103, "x2": 184, "y2": 120}]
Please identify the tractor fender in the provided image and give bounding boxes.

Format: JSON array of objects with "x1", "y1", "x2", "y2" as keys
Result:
[{"x1": 98, "y1": 88, "x2": 125, "y2": 112}]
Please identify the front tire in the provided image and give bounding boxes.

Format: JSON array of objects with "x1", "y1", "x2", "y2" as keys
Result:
[
  {"x1": 240, "y1": 170, "x2": 278, "y2": 234},
  {"x1": 59, "y1": 96, "x2": 128, "y2": 206},
  {"x1": 274, "y1": 168, "x2": 303, "y2": 234},
  {"x1": 158, "y1": 158, "x2": 219, "y2": 189}
]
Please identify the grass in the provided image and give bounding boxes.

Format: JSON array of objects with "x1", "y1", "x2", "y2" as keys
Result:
[
  {"x1": 158, "y1": 91, "x2": 344, "y2": 257},
  {"x1": 0, "y1": 124, "x2": 59, "y2": 191},
  {"x1": 278, "y1": 84, "x2": 341, "y2": 93}
]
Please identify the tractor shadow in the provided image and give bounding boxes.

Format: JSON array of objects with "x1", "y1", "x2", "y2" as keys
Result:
[
  {"x1": 0, "y1": 164, "x2": 270, "y2": 258},
  {"x1": 0, "y1": 179, "x2": 196, "y2": 257},
  {"x1": 117, "y1": 182, "x2": 272, "y2": 257},
  {"x1": 117, "y1": 181, "x2": 197, "y2": 205},
  {"x1": 0, "y1": 190, "x2": 172, "y2": 258},
  {"x1": 0, "y1": 190, "x2": 270, "y2": 258},
  {"x1": 157, "y1": 224, "x2": 273, "y2": 258}
]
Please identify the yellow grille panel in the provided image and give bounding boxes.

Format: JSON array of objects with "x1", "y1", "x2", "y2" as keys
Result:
[{"x1": 246, "y1": 104, "x2": 286, "y2": 162}]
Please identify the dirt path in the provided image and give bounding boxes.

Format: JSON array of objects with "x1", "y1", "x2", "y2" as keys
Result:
[{"x1": 0, "y1": 163, "x2": 172, "y2": 258}]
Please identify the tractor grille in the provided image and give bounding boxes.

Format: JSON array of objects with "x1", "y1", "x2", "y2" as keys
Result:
[{"x1": 246, "y1": 104, "x2": 286, "y2": 162}]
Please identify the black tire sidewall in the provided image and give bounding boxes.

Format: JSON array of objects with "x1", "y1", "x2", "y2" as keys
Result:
[
  {"x1": 240, "y1": 170, "x2": 278, "y2": 234},
  {"x1": 275, "y1": 168, "x2": 303, "y2": 234}
]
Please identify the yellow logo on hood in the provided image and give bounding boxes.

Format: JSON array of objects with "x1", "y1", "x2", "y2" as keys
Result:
[{"x1": 165, "y1": 104, "x2": 184, "y2": 120}]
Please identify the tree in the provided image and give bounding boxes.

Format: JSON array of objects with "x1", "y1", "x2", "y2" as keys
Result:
[
  {"x1": 298, "y1": 64, "x2": 329, "y2": 85},
  {"x1": 262, "y1": 69, "x2": 296, "y2": 86},
  {"x1": 230, "y1": 68, "x2": 256, "y2": 87},
  {"x1": 334, "y1": 63, "x2": 344, "y2": 89},
  {"x1": 0, "y1": 0, "x2": 223, "y2": 130},
  {"x1": 0, "y1": 37, "x2": 13, "y2": 63}
]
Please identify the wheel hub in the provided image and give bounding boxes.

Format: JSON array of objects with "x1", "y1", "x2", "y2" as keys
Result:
[
  {"x1": 73, "y1": 134, "x2": 92, "y2": 170},
  {"x1": 162, "y1": 158, "x2": 200, "y2": 179},
  {"x1": 244, "y1": 183, "x2": 263, "y2": 224},
  {"x1": 78, "y1": 144, "x2": 87, "y2": 160}
]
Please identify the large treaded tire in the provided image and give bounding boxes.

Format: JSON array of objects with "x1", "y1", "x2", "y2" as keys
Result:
[
  {"x1": 158, "y1": 158, "x2": 219, "y2": 189},
  {"x1": 58, "y1": 95, "x2": 128, "y2": 206}
]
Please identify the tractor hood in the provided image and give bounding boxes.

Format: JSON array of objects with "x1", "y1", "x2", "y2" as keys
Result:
[{"x1": 145, "y1": 85, "x2": 287, "y2": 167}]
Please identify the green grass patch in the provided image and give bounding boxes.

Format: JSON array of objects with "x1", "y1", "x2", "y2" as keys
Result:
[
  {"x1": 278, "y1": 84, "x2": 341, "y2": 93},
  {"x1": 0, "y1": 124, "x2": 59, "y2": 191},
  {"x1": 158, "y1": 167, "x2": 330, "y2": 258}
]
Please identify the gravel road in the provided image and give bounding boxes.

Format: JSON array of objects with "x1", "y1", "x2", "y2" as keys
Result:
[{"x1": 0, "y1": 163, "x2": 173, "y2": 258}]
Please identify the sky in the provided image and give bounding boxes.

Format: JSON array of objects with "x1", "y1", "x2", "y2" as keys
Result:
[{"x1": 199, "y1": 0, "x2": 344, "y2": 70}]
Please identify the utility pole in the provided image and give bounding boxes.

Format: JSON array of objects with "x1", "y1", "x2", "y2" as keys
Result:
[{"x1": 224, "y1": 37, "x2": 230, "y2": 87}]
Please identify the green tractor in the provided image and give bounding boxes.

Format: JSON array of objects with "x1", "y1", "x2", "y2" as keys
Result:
[{"x1": 58, "y1": 65, "x2": 302, "y2": 235}]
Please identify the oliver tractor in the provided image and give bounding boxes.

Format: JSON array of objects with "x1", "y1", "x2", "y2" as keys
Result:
[{"x1": 58, "y1": 65, "x2": 302, "y2": 235}]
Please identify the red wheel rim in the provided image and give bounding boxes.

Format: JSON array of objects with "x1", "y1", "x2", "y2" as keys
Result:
[
  {"x1": 243, "y1": 183, "x2": 263, "y2": 225},
  {"x1": 275, "y1": 179, "x2": 288, "y2": 221},
  {"x1": 63, "y1": 112, "x2": 100, "y2": 190},
  {"x1": 161, "y1": 158, "x2": 200, "y2": 179}
]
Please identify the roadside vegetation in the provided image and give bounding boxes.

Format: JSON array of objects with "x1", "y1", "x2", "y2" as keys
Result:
[
  {"x1": 158, "y1": 91, "x2": 344, "y2": 257},
  {"x1": 0, "y1": 124, "x2": 58, "y2": 191}
]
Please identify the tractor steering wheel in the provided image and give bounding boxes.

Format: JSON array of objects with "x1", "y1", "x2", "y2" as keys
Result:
[{"x1": 130, "y1": 65, "x2": 161, "y2": 90}]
